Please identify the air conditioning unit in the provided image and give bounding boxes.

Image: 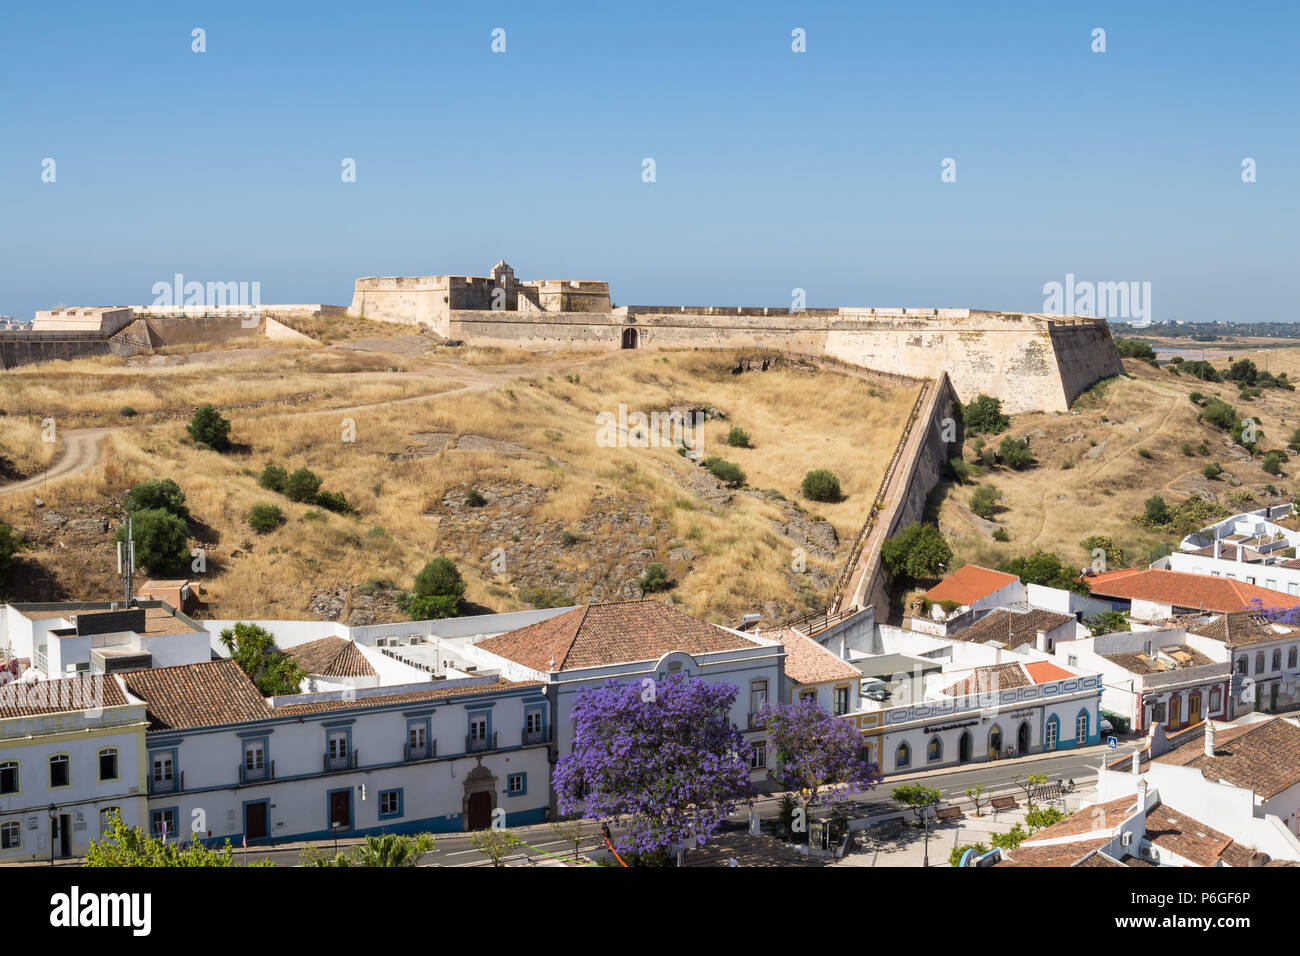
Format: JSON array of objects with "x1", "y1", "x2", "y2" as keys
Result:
[{"x1": 410, "y1": 636, "x2": 425, "y2": 644}]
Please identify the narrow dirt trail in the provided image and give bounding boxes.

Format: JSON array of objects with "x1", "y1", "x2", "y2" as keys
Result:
[{"x1": 0, "y1": 427, "x2": 114, "y2": 498}]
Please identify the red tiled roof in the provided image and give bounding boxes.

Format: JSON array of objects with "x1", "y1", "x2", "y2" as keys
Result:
[
  {"x1": 948, "y1": 608, "x2": 1075, "y2": 650},
  {"x1": 476, "y1": 601, "x2": 761, "y2": 672},
  {"x1": 1023, "y1": 660, "x2": 1075, "y2": 684},
  {"x1": 1085, "y1": 569, "x2": 1300, "y2": 614},
  {"x1": 122, "y1": 659, "x2": 271, "y2": 731},
  {"x1": 772, "y1": 627, "x2": 862, "y2": 685},
  {"x1": 286, "y1": 636, "x2": 377, "y2": 678},
  {"x1": 994, "y1": 836, "x2": 1111, "y2": 867},
  {"x1": 1144, "y1": 803, "x2": 1235, "y2": 867},
  {"x1": 1023, "y1": 794, "x2": 1141, "y2": 841},
  {"x1": 1154, "y1": 717, "x2": 1300, "y2": 798},
  {"x1": 925, "y1": 564, "x2": 1019, "y2": 606},
  {"x1": 941, "y1": 662, "x2": 1029, "y2": 697},
  {"x1": 0, "y1": 674, "x2": 129, "y2": 718}
]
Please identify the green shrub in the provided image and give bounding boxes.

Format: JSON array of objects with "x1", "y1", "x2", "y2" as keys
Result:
[
  {"x1": 998, "y1": 437, "x2": 1034, "y2": 470},
  {"x1": 964, "y1": 395, "x2": 1010, "y2": 435},
  {"x1": 302, "y1": 509, "x2": 328, "y2": 522},
  {"x1": 949, "y1": 843, "x2": 990, "y2": 868},
  {"x1": 187, "y1": 404, "x2": 231, "y2": 451},
  {"x1": 115, "y1": 509, "x2": 188, "y2": 574},
  {"x1": 1202, "y1": 462, "x2": 1222, "y2": 479},
  {"x1": 1137, "y1": 448, "x2": 1153, "y2": 460},
  {"x1": 465, "y1": 488, "x2": 487, "y2": 507},
  {"x1": 1115, "y1": 338, "x2": 1158, "y2": 364},
  {"x1": 315, "y1": 490, "x2": 352, "y2": 513},
  {"x1": 801, "y1": 469, "x2": 842, "y2": 502},
  {"x1": 970, "y1": 483, "x2": 1002, "y2": 520},
  {"x1": 992, "y1": 528, "x2": 1010, "y2": 542},
  {"x1": 1061, "y1": 460, "x2": 1074, "y2": 470},
  {"x1": 119, "y1": 406, "x2": 137, "y2": 417},
  {"x1": 124, "y1": 478, "x2": 190, "y2": 521},
  {"x1": 248, "y1": 504, "x2": 286, "y2": 534},
  {"x1": 560, "y1": 530, "x2": 582, "y2": 547},
  {"x1": 1262, "y1": 450, "x2": 1287, "y2": 476},
  {"x1": 948, "y1": 458, "x2": 976, "y2": 483},
  {"x1": 518, "y1": 586, "x2": 573, "y2": 609},
  {"x1": 1189, "y1": 392, "x2": 1205, "y2": 406},
  {"x1": 259, "y1": 463, "x2": 288, "y2": 492},
  {"x1": 638, "y1": 562, "x2": 672, "y2": 593},
  {"x1": 1181, "y1": 442, "x2": 1194, "y2": 457},
  {"x1": 406, "y1": 594, "x2": 459, "y2": 619},
  {"x1": 1144, "y1": 495, "x2": 1171, "y2": 524},
  {"x1": 0, "y1": 523, "x2": 21, "y2": 585},
  {"x1": 703, "y1": 457, "x2": 745, "y2": 486},
  {"x1": 283, "y1": 467, "x2": 323, "y2": 503},
  {"x1": 997, "y1": 550, "x2": 1089, "y2": 594},
  {"x1": 726, "y1": 426, "x2": 751, "y2": 448}
]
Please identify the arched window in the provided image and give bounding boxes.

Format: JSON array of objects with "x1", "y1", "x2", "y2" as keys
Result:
[
  {"x1": 1045, "y1": 716, "x2": 1059, "y2": 751},
  {"x1": 896, "y1": 742, "x2": 911, "y2": 769},
  {"x1": 1076, "y1": 711, "x2": 1089, "y2": 745},
  {"x1": 927, "y1": 736, "x2": 942, "y2": 762}
]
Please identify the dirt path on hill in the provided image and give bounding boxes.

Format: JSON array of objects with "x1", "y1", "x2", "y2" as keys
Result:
[
  {"x1": 0, "y1": 351, "x2": 618, "y2": 495},
  {"x1": 0, "y1": 427, "x2": 114, "y2": 498}
]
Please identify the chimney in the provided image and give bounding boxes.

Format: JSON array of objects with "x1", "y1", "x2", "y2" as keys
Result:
[
  {"x1": 1135, "y1": 778, "x2": 1148, "y2": 812},
  {"x1": 1237, "y1": 544, "x2": 1245, "y2": 564},
  {"x1": 1132, "y1": 750, "x2": 1141, "y2": 776},
  {"x1": 1213, "y1": 538, "x2": 1222, "y2": 560},
  {"x1": 1036, "y1": 630, "x2": 1048, "y2": 653},
  {"x1": 1205, "y1": 721, "x2": 1216, "y2": 758}
]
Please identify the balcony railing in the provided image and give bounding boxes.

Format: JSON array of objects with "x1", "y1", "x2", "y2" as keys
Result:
[
  {"x1": 405, "y1": 740, "x2": 437, "y2": 762},
  {"x1": 323, "y1": 749, "x2": 357, "y2": 772},
  {"x1": 149, "y1": 771, "x2": 182, "y2": 795},
  {"x1": 239, "y1": 760, "x2": 274, "y2": 784},
  {"x1": 466, "y1": 731, "x2": 497, "y2": 753},
  {"x1": 522, "y1": 726, "x2": 549, "y2": 746}
]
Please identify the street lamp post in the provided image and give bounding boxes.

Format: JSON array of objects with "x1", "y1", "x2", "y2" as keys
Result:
[{"x1": 922, "y1": 797, "x2": 938, "y2": 868}]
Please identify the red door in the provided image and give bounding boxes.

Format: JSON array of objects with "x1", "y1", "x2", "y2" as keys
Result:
[{"x1": 467, "y1": 791, "x2": 493, "y2": 830}]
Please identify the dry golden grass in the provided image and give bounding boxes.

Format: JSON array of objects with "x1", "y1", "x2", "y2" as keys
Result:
[
  {"x1": 1, "y1": 344, "x2": 917, "y2": 625},
  {"x1": 936, "y1": 357, "x2": 1300, "y2": 575},
  {"x1": 0, "y1": 417, "x2": 60, "y2": 477}
]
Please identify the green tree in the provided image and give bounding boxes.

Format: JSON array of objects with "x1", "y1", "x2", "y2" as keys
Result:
[
  {"x1": 1202, "y1": 462, "x2": 1223, "y2": 480},
  {"x1": 1080, "y1": 535, "x2": 1124, "y2": 569},
  {"x1": 86, "y1": 810, "x2": 271, "y2": 866},
  {"x1": 218, "y1": 621, "x2": 306, "y2": 696},
  {"x1": 550, "y1": 816, "x2": 588, "y2": 862},
  {"x1": 407, "y1": 556, "x2": 466, "y2": 619},
  {"x1": 187, "y1": 404, "x2": 231, "y2": 451},
  {"x1": 469, "y1": 827, "x2": 523, "y2": 867},
  {"x1": 283, "y1": 467, "x2": 323, "y2": 503},
  {"x1": 970, "y1": 483, "x2": 1002, "y2": 520},
  {"x1": 880, "y1": 522, "x2": 952, "y2": 582},
  {"x1": 965, "y1": 784, "x2": 988, "y2": 816},
  {"x1": 998, "y1": 436, "x2": 1034, "y2": 470},
  {"x1": 964, "y1": 394, "x2": 1010, "y2": 435},
  {"x1": 726, "y1": 426, "x2": 751, "y2": 448},
  {"x1": 351, "y1": 832, "x2": 434, "y2": 866},
  {"x1": 1144, "y1": 494, "x2": 1171, "y2": 525},
  {"x1": 1086, "y1": 609, "x2": 1131, "y2": 636},
  {"x1": 891, "y1": 782, "x2": 942, "y2": 825},
  {"x1": 990, "y1": 823, "x2": 1029, "y2": 850},
  {"x1": 1114, "y1": 338, "x2": 1158, "y2": 364},
  {"x1": 115, "y1": 508, "x2": 189, "y2": 575},
  {"x1": 124, "y1": 478, "x2": 190, "y2": 521},
  {"x1": 1012, "y1": 772, "x2": 1047, "y2": 805},
  {"x1": 1262, "y1": 450, "x2": 1287, "y2": 476},
  {"x1": 997, "y1": 551, "x2": 1088, "y2": 594},
  {"x1": 949, "y1": 842, "x2": 990, "y2": 867},
  {"x1": 801, "y1": 469, "x2": 842, "y2": 502}
]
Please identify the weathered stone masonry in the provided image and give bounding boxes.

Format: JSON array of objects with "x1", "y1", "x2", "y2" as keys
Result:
[{"x1": 349, "y1": 261, "x2": 1123, "y2": 414}]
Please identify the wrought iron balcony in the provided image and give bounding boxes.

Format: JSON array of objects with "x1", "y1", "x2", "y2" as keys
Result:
[
  {"x1": 148, "y1": 770, "x2": 182, "y2": 795},
  {"x1": 323, "y1": 749, "x2": 357, "y2": 772},
  {"x1": 405, "y1": 740, "x2": 437, "y2": 762},
  {"x1": 522, "y1": 726, "x2": 549, "y2": 746},
  {"x1": 466, "y1": 731, "x2": 497, "y2": 753},
  {"x1": 239, "y1": 760, "x2": 274, "y2": 784}
]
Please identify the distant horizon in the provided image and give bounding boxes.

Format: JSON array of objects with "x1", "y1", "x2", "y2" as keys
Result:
[{"x1": 2, "y1": 1, "x2": 1295, "y2": 324}]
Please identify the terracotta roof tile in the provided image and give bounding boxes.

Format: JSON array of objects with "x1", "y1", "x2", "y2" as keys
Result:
[
  {"x1": 122, "y1": 659, "x2": 271, "y2": 731},
  {"x1": 948, "y1": 608, "x2": 1074, "y2": 650},
  {"x1": 924, "y1": 564, "x2": 1019, "y2": 606},
  {"x1": 994, "y1": 836, "x2": 1111, "y2": 867},
  {"x1": 476, "y1": 600, "x2": 761, "y2": 672},
  {"x1": 1085, "y1": 569, "x2": 1300, "y2": 614},
  {"x1": 0, "y1": 674, "x2": 129, "y2": 718},
  {"x1": 1153, "y1": 717, "x2": 1300, "y2": 798},
  {"x1": 1023, "y1": 660, "x2": 1075, "y2": 684},
  {"x1": 773, "y1": 628, "x2": 862, "y2": 685},
  {"x1": 286, "y1": 636, "x2": 377, "y2": 678},
  {"x1": 1181, "y1": 611, "x2": 1299, "y2": 647},
  {"x1": 941, "y1": 662, "x2": 1029, "y2": 697},
  {"x1": 1144, "y1": 803, "x2": 1234, "y2": 867},
  {"x1": 1023, "y1": 794, "x2": 1141, "y2": 841}
]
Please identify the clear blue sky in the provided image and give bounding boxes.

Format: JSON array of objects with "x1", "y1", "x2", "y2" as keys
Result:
[{"x1": 1, "y1": 0, "x2": 1295, "y2": 322}]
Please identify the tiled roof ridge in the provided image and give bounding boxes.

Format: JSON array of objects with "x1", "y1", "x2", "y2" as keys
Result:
[{"x1": 553, "y1": 603, "x2": 591, "y2": 671}]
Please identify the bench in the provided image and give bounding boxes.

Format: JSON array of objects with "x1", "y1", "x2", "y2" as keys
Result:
[
  {"x1": 935, "y1": 805, "x2": 965, "y2": 823},
  {"x1": 990, "y1": 795, "x2": 1018, "y2": 812}
]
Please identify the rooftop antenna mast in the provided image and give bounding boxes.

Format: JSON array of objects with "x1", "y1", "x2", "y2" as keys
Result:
[{"x1": 117, "y1": 514, "x2": 136, "y2": 608}]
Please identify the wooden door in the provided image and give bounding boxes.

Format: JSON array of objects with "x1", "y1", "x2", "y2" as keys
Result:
[
  {"x1": 467, "y1": 790, "x2": 493, "y2": 830},
  {"x1": 246, "y1": 802, "x2": 268, "y2": 841}
]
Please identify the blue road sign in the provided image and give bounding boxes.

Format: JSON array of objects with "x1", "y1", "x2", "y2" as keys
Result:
[{"x1": 1107, "y1": 736, "x2": 1118, "y2": 749}]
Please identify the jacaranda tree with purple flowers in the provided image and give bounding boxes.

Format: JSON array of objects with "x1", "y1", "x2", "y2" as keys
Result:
[
  {"x1": 759, "y1": 697, "x2": 881, "y2": 811},
  {"x1": 1248, "y1": 597, "x2": 1300, "y2": 626},
  {"x1": 552, "y1": 673, "x2": 755, "y2": 858}
]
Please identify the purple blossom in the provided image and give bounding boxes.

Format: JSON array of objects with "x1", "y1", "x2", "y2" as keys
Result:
[
  {"x1": 552, "y1": 673, "x2": 756, "y2": 857},
  {"x1": 759, "y1": 697, "x2": 881, "y2": 808}
]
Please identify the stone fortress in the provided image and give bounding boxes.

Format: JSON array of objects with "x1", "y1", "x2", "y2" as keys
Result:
[{"x1": 350, "y1": 260, "x2": 1123, "y2": 414}]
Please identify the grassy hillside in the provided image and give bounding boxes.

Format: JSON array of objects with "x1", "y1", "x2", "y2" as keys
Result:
[
  {"x1": 0, "y1": 339, "x2": 916, "y2": 626},
  {"x1": 934, "y1": 355, "x2": 1300, "y2": 577}
]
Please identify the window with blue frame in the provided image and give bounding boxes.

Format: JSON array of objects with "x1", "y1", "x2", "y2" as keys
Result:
[
  {"x1": 507, "y1": 773, "x2": 527, "y2": 797},
  {"x1": 379, "y1": 789, "x2": 403, "y2": 819},
  {"x1": 151, "y1": 808, "x2": 177, "y2": 840}
]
